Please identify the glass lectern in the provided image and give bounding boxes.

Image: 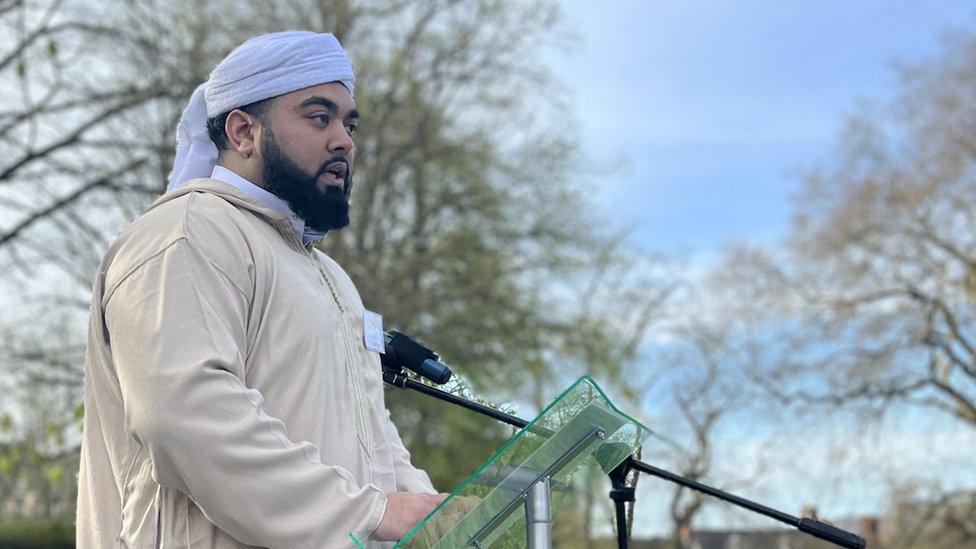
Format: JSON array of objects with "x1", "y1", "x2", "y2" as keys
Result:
[{"x1": 352, "y1": 376, "x2": 653, "y2": 548}]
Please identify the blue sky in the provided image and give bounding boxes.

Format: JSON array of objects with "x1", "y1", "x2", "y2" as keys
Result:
[
  {"x1": 549, "y1": 0, "x2": 976, "y2": 256},
  {"x1": 544, "y1": 1, "x2": 976, "y2": 536}
]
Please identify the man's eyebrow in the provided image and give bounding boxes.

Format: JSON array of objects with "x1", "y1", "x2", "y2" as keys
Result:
[{"x1": 296, "y1": 96, "x2": 359, "y2": 119}]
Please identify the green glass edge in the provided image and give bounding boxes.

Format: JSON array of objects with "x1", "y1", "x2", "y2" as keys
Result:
[
  {"x1": 577, "y1": 375, "x2": 655, "y2": 439},
  {"x1": 395, "y1": 374, "x2": 661, "y2": 546},
  {"x1": 583, "y1": 376, "x2": 683, "y2": 454}
]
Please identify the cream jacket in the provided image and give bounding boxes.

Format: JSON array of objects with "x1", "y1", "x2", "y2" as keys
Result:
[{"x1": 76, "y1": 178, "x2": 435, "y2": 548}]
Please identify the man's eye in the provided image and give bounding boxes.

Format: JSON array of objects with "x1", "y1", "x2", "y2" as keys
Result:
[
  {"x1": 346, "y1": 123, "x2": 358, "y2": 134},
  {"x1": 314, "y1": 115, "x2": 330, "y2": 124}
]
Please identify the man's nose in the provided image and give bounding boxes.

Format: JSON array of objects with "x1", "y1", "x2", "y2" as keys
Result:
[{"x1": 328, "y1": 123, "x2": 353, "y2": 153}]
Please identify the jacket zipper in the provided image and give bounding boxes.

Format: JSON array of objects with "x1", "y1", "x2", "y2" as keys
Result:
[
  {"x1": 280, "y1": 222, "x2": 370, "y2": 455},
  {"x1": 277, "y1": 220, "x2": 347, "y2": 313}
]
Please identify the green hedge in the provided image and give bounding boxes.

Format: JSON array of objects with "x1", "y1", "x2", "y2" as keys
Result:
[{"x1": 0, "y1": 519, "x2": 75, "y2": 549}]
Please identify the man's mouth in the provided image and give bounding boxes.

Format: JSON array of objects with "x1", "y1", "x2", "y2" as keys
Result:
[{"x1": 322, "y1": 160, "x2": 347, "y2": 188}]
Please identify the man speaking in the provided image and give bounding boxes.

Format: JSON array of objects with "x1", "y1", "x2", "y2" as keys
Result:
[{"x1": 76, "y1": 31, "x2": 443, "y2": 548}]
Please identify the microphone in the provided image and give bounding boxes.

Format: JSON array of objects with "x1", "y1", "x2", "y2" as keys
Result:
[{"x1": 381, "y1": 331, "x2": 453, "y2": 385}]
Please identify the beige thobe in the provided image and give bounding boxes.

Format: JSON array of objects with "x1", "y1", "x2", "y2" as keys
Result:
[{"x1": 76, "y1": 178, "x2": 435, "y2": 548}]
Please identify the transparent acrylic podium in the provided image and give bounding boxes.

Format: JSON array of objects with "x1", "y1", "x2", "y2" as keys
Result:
[{"x1": 352, "y1": 376, "x2": 653, "y2": 548}]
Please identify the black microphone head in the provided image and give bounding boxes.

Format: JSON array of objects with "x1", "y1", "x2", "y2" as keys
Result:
[
  {"x1": 384, "y1": 331, "x2": 451, "y2": 384},
  {"x1": 419, "y1": 358, "x2": 452, "y2": 384}
]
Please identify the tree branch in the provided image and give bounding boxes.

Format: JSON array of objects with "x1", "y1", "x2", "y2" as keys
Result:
[{"x1": 0, "y1": 157, "x2": 147, "y2": 247}]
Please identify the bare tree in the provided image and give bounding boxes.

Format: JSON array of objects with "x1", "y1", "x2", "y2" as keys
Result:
[
  {"x1": 0, "y1": 311, "x2": 82, "y2": 519},
  {"x1": 0, "y1": 0, "x2": 676, "y2": 531},
  {"x1": 883, "y1": 481, "x2": 976, "y2": 548},
  {"x1": 712, "y1": 28, "x2": 976, "y2": 433},
  {"x1": 644, "y1": 317, "x2": 760, "y2": 549}
]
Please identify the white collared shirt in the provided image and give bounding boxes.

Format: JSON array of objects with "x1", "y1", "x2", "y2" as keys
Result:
[{"x1": 210, "y1": 165, "x2": 326, "y2": 246}]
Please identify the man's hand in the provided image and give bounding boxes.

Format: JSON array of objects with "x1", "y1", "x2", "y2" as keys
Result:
[
  {"x1": 372, "y1": 492, "x2": 448, "y2": 542},
  {"x1": 412, "y1": 495, "x2": 482, "y2": 546}
]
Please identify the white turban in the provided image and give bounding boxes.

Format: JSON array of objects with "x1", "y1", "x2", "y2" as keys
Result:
[{"x1": 166, "y1": 31, "x2": 355, "y2": 192}]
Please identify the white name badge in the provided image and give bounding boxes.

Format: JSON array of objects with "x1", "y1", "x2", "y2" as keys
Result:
[{"x1": 363, "y1": 309, "x2": 385, "y2": 354}]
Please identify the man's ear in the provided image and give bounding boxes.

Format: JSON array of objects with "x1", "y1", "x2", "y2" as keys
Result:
[{"x1": 225, "y1": 109, "x2": 257, "y2": 158}]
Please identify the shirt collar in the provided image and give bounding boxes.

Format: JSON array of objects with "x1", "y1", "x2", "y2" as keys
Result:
[{"x1": 210, "y1": 165, "x2": 326, "y2": 247}]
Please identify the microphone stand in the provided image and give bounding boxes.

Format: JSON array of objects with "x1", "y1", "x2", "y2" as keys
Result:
[{"x1": 382, "y1": 365, "x2": 866, "y2": 549}]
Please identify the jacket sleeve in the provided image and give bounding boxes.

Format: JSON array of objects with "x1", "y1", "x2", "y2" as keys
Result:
[
  {"x1": 104, "y1": 236, "x2": 387, "y2": 547},
  {"x1": 379, "y1": 407, "x2": 437, "y2": 494}
]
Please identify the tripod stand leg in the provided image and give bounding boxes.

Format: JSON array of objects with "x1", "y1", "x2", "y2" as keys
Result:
[
  {"x1": 613, "y1": 499, "x2": 628, "y2": 549},
  {"x1": 609, "y1": 462, "x2": 635, "y2": 549}
]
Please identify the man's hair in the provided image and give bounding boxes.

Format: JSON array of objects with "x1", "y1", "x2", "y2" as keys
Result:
[{"x1": 205, "y1": 98, "x2": 273, "y2": 152}]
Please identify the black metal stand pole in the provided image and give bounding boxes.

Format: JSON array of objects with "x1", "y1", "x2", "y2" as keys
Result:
[
  {"x1": 608, "y1": 461, "x2": 634, "y2": 548},
  {"x1": 620, "y1": 457, "x2": 865, "y2": 549},
  {"x1": 383, "y1": 367, "x2": 530, "y2": 428},
  {"x1": 383, "y1": 367, "x2": 865, "y2": 549}
]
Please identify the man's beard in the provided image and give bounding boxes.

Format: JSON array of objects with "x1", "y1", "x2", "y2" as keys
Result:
[{"x1": 260, "y1": 125, "x2": 352, "y2": 233}]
